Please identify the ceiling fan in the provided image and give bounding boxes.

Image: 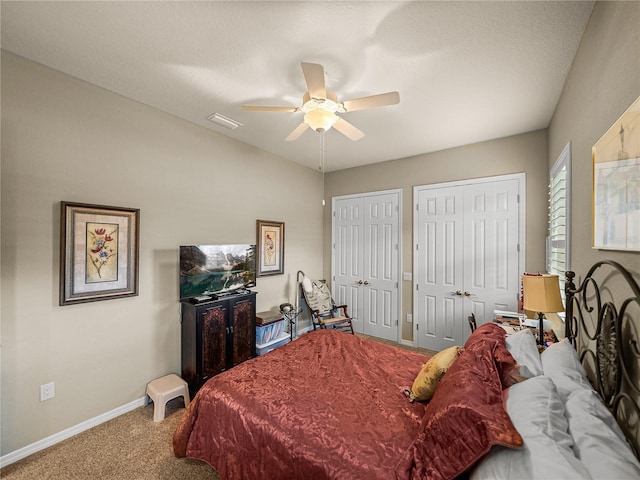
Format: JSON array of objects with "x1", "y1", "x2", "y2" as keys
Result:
[{"x1": 241, "y1": 62, "x2": 400, "y2": 142}]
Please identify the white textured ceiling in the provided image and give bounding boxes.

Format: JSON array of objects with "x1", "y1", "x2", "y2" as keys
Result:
[{"x1": 1, "y1": 1, "x2": 594, "y2": 172}]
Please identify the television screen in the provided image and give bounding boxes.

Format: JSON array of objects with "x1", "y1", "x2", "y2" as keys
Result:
[{"x1": 179, "y1": 244, "x2": 256, "y2": 299}]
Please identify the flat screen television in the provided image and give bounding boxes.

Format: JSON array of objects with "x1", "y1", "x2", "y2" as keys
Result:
[{"x1": 179, "y1": 244, "x2": 256, "y2": 299}]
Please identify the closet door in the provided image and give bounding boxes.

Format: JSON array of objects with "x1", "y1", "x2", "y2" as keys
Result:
[
  {"x1": 414, "y1": 176, "x2": 522, "y2": 351},
  {"x1": 333, "y1": 190, "x2": 400, "y2": 342},
  {"x1": 361, "y1": 193, "x2": 400, "y2": 340},
  {"x1": 333, "y1": 196, "x2": 364, "y2": 333},
  {"x1": 414, "y1": 186, "x2": 465, "y2": 352},
  {"x1": 464, "y1": 180, "x2": 520, "y2": 323}
]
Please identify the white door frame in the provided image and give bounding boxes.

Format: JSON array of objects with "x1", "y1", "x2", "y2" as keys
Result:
[
  {"x1": 412, "y1": 173, "x2": 526, "y2": 347},
  {"x1": 332, "y1": 188, "x2": 403, "y2": 343}
]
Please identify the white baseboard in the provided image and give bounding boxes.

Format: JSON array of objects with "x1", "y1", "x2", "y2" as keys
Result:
[
  {"x1": 297, "y1": 325, "x2": 313, "y2": 335},
  {"x1": 0, "y1": 396, "x2": 147, "y2": 468},
  {"x1": 399, "y1": 339, "x2": 415, "y2": 347}
]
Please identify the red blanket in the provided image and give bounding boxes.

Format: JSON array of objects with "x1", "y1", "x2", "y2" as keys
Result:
[{"x1": 173, "y1": 330, "x2": 429, "y2": 479}]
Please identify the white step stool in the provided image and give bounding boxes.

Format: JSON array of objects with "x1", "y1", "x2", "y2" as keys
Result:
[{"x1": 145, "y1": 373, "x2": 190, "y2": 422}]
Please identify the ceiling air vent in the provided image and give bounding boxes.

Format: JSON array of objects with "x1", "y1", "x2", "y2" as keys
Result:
[{"x1": 206, "y1": 113, "x2": 243, "y2": 130}]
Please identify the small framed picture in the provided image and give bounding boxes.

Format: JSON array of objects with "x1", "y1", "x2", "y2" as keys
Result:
[
  {"x1": 256, "y1": 219, "x2": 284, "y2": 276},
  {"x1": 60, "y1": 201, "x2": 140, "y2": 305}
]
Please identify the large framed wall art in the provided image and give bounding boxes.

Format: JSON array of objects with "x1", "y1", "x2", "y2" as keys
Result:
[
  {"x1": 592, "y1": 96, "x2": 640, "y2": 251},
  {"x1": 256, "y1": 219, "x2": 284, "y2": 276},
  {"x1": 60, "y1": 202, "x2": 140, "y2": 305}
]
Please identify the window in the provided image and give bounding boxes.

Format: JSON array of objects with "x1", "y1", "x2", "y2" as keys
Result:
[{"x1": 547, "y1": 142, "x2": 571, "y2": 306}]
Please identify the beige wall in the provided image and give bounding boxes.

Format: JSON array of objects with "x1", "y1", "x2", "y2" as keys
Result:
[
  {"x1": 0, "y1": 52, "x2": 323, "y2": 455},
  {"x1": 548, "y1": 1, "x2": 640, "y2": 281},
  {"x1": 324, "y1": 129, "x2": 550, "y2": 342}
]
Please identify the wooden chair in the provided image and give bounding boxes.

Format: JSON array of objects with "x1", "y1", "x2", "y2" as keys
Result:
[
  {"x1": 301, "y1": 278, "x2": 354, "y2": 334},
  {"x1": 468, "y1": 313, "x2": 477, "y2": 333}
]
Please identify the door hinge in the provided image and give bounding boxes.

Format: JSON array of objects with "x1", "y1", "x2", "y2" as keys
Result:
[
  {"x1": 395, "y1": 319, "x2": 399, "y2": 326},
  {"x1": 395, "y1": 282, "x2": 399, "y2": 288},
  {"x1": 416, "y1": 323, "x2": 419, "y2": 330},
  {"x1": 517, "y1": 194, "x2": 520, "y2": 203},
  {"x1": 517, "y1": 243, "x2": 520, "y2": 252},
  {"x1": 415, "y1": 243, "x2": 419, "y2": 251},
  {"x1": 416, "y1": 284, "x2": 419, "y2": 291}
]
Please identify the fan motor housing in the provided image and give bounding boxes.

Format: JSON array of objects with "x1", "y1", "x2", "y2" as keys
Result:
[{"x1": 301, "y1": 91, "x2": 344, "y2": 113}]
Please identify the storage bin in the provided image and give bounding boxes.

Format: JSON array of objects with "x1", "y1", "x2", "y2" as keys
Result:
[
  {"x1": 255, "y1": 318, "x2": 285, "y2": 345},
  {"x1": 256, "y1": 333, "x2": 290, "y2": 356}
]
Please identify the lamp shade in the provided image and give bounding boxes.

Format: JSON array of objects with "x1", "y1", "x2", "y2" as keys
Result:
[{"x1": 522, "y1": 274, "x2": 564, "y2": 313}]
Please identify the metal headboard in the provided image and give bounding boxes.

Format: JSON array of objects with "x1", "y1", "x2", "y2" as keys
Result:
[{"x1": 565, "y1": 260, "x2": 640, "y2": 458}]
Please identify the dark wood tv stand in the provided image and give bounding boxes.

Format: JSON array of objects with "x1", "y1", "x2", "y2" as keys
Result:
[{"x1": 180, "y1": 290, "x2": 256, "y2": 394}]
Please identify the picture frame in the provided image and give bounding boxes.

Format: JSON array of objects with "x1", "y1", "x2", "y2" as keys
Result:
[
  {"x1": 60, "y1": 201, "x2": 140, "y2": 305},
  {"x1": 256, "y1": 219, "x2": 284, "y2": 276},
  {"x1": 592, "y1": 96, "x2": 640, "y2": 251}
]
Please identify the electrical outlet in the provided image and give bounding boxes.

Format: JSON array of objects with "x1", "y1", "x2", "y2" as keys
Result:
[
  {"x1": 403, "y1": 272, "x2": 412, "y2": 281},
  {"x1": 406, "y1": 313, "x2": 413, "y2": 323},
  {"x1": 40, "y1": 382, "x2": 55, "y2": 401}
]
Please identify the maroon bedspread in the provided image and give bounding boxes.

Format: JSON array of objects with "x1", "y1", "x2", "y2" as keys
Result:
[{"x1": 173, "y1": 330, "x2": 429, "y2": 479}]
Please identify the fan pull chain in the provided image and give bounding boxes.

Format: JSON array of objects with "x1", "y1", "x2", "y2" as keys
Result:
[{"x1": 320, "y1": 132, "x2": 325, "y2": 207}]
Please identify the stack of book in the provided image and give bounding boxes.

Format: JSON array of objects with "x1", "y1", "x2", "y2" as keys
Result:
[{"x1": 493, "y1": 310, "x2": 527, "y2": 327}]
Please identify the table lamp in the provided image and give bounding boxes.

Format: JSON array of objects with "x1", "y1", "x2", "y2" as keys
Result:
[{"x1": 523, "y1": 274, "x2": 564, "y2": 345}]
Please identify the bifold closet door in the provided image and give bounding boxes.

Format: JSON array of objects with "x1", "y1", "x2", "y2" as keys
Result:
[
  {"x1": 333, "y1": 191, "x2": 400, "y2": 342},
  {"x1": 415, "y1": 178, "x2": 520, "y2": 351},
  {"x1": 415, "y1": 185, "x2": 465, "y2": 352},
  {"x1": 463, "y1": 179, "x2": 520, "y2": 326}
]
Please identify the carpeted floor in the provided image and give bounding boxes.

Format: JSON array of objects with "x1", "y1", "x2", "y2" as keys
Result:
[
  {"x1": 0, "y1": 399, "x2": 219, "y2": 480},
  {"x1": 358, "y1": 333, "x2": 438, "y2": 357},
  {"x1": 1, "y1": 335, "x2": 433, "y2": 479}
]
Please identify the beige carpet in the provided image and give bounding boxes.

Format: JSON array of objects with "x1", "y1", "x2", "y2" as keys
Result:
[
  {"x1": 1, "y1": 336, "x2": 433, "y2": 479},
  {"x1": 357, "y1": 333, "x2": 437, "y2": 357},
  {"x1": 0, "y1": 399, "x2": 219, "y2": 480}
]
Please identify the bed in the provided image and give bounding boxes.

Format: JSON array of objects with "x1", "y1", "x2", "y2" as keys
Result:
[{"x1": 174, "y1": 260, "x2": 640, "y2": 479}]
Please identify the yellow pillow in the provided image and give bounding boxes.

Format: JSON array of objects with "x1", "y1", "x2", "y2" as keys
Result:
[{"x1": 409, "y1": 346, "x2": 463, "y2": 402}]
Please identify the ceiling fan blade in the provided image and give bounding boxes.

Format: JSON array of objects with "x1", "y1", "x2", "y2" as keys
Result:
[
  {"x1": 241, "y1": 105, "x2": 298, "y2": 112},
  {"x1": 285, "y1": 123, "x2": 310, "y2": 142},
  {"x1": 332, "y1": 117, "x2": 365, "y2": 141},
  {"x1": 342, "y1": 91, "x2": 400, "y2": 112},
  {"x1": 301, "y1": 62, "x2": 326, "y2": 99}
]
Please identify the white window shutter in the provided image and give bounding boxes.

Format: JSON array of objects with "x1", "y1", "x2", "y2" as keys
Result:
[{"x1": 547, "y1": 142, "x2": 571, "y2": 304}]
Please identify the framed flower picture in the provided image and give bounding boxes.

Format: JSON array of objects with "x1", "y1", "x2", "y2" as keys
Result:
[
  {"x1": 256, "y1": 219, "x2": 284, "y2": 276},
  {"x1": 60, "y1": 202, "x2": 140, "y2": 305}
]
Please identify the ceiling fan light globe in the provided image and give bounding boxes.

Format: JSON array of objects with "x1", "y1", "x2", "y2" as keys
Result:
[{"x1": 304, "y1": 109, "x2": 338, "y2": 132}]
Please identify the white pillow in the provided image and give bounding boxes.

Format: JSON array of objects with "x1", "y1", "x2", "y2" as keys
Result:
[
  {"x1": 505, "y1": 328, "x2": 543, "y2": 378},
  {"x1": 471, "y1": 376, "x2": 590, "y2": 480},
  {"x1": 565, "y1": 389, "x2": 640, "y2": 479},
  {"x1": 302, "y1": 276, "x2": 313, "y2": 293},
  {"x1": 540, "y1": 339, "x2": 592, "y2": 402},
  {"x1": 540, "y1": 338, "x2": 587, "y2": 376}
]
